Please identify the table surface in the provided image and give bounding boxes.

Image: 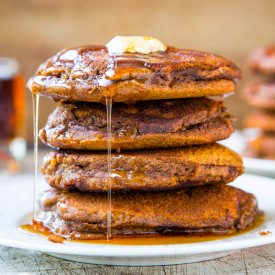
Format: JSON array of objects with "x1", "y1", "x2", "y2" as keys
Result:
[{"x1": 1, "y1": 244, "x2": 275, "y2": 274}]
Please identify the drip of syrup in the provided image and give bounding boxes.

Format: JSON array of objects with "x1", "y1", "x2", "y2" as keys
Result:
[
  {"x1": 97, "y1": 54, "x2": 116, "y2": 240},
  {"x1": 32, "y1": 94, "x2": 39, "y2": 220},
  {"x1": 106, "y1": 97, "x2": 112, "y2": 240}
]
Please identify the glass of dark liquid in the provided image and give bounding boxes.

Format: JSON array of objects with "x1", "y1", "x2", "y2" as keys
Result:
[{"x1": 0, "y1": 57, "x2": 26, "y2": 172}]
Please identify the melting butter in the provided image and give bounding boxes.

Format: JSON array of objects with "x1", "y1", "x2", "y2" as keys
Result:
[{"x1": 106, "y1": 36, "x2": 167, "y2": 54}]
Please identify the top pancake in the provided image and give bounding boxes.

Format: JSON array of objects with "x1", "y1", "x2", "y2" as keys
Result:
[{"x1": 29, "y1": 46, "x2": 241, "y2": 102}]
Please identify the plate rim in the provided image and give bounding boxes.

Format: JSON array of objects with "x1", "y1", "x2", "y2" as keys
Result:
[{"x1": 244, "y1": 157, "x2": 275, "y2": 172}]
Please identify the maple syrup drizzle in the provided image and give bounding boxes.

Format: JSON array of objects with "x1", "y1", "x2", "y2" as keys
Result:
[
  {"x1": 32, "y1": 94, "x2": 39, "y2": 220},
  {"x1": 106, "y1": 97, "x2": 112, "y2": 240}
]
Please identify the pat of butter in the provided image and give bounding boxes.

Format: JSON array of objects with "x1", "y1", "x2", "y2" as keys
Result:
[{"x1": 106, "y1": 36, "x2": 167, "y2": 54}]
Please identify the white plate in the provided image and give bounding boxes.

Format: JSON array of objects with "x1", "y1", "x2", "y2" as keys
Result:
[
  {"x1": 220, "y1": 131, "x2": 275, "y2": 177},
  {"x1": 0, "y1": 173, "x2": 275, "y2": 266},
  {"x1": 243, "y1": 158, "x2": 275, "y2": 177}
]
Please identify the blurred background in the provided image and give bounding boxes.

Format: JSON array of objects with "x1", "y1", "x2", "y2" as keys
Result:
[{"x1": 0, "y1": 0, "x2": 275, "y2": 144}]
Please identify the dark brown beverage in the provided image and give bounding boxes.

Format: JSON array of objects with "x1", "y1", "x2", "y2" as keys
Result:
[{"x1": 0, "y1": 58, "x2": 25, "y2": 141}]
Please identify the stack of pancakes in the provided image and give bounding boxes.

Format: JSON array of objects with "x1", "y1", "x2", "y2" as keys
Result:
[
  {"x1": 29, "y1": 44, "x2": 259, "y2": 240},
  {"x1": 243, "y1": 46, "x2": 275, "y2": 159}
]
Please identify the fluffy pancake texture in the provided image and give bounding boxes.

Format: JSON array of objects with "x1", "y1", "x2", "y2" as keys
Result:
[
  {"x1": 29, "y1": 46, "x2": 241, "y2": 102},
  {"x1": 242, "y1": 81, "x2": 275, "y2": 110},
  {"x1": 38, "y1": 185, "x2": 258, "y2": 239},
  {"x1": 39, "y1": 98, "x2": 233, "y2": 150},
  {"x1": 41, "y1": 144, "x2": 243, "y2": 192}
]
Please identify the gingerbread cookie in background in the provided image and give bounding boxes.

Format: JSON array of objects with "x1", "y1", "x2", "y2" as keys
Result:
[
  {"x1": 249, "y1": 46, "x2": 275, "y2": 75},
  {"x1": 242, "y1": 45, "x2": 275, "y2": 160}
]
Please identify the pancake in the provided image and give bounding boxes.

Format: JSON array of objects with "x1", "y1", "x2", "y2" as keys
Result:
[
  {"x1": 242, "y1": 81, "x2": 275, "y2": 110},
  {"x1": 249, "y1": 45, "x2": 275, "y2": 75},
  {"x1": 29, "y1": 46, "x2": 241, "y2": 102},
  {"x1": 38, "y1": 185, "x2": 258, "y2": 240},
  {"x1": 39, "y1": 98, "x2": 233, "y2": 150},
  {"x1": 245, "y1": 134, "x2": 275, "y2": 160},
  {"x1": 244, "y1": 110, "x2": 275, "y2": 132},
  {"x1": 41, "y1": 144, "x2": 243, "y2": 192}
]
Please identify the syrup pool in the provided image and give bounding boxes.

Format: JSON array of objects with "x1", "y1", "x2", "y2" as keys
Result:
[{"x1": 20, "y1": 213, "x2": 266, "y2": 246}]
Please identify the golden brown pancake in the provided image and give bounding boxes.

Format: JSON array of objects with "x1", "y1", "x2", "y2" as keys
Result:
[
  {"x1": 39, "y1": 98, "x2": 233, "y2": 150},
  {"x1": 38, "y1": 185, "x2": 258, "y2": 240},
  {"x1": 249, "y1": 45, "x2": 275, "y2": 75},
  {"x1": 41, "y1": 144, "x2": 243, "y2": 192},
  {"x1": 29, "y1": 46, "x2": 241, "y2": 102},
  {"x1": 242, "y1": 81, "x2": 275, "y2": 110},
  {"x1": 244, "y1": 110, "x2": 275, "y2": 133},
  {"x1": 245, "y1": 134, "x2": 275, "y2": 160}
]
